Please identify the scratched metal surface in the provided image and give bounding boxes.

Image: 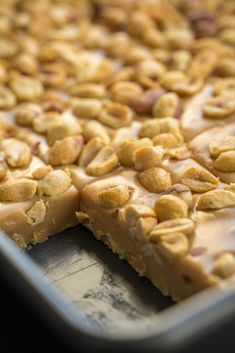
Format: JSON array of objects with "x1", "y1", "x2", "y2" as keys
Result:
[{"x1": 27, "y1": 225, "x2": 173, "y2": 334}]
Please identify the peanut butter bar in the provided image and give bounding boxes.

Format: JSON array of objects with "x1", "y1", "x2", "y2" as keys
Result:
[{"x1": 1, "y1": 0, "x2": 235, "y2": 301}]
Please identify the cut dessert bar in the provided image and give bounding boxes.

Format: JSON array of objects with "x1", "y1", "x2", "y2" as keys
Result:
[{"x1": 1, "y1": 0, "x2": 235, "y2": 300}]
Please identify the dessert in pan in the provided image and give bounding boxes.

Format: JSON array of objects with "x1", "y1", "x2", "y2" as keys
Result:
[{"x1": 1, "y1": 0, "x2": 235, "y2": 301}]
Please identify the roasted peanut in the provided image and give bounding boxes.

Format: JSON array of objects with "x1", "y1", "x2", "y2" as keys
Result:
[
  {"x1": 86, "y1": 146, "x2": 118, "y2": 176},
  {"x1": 152, "y1": 93, "x2": 180, "y2": 118},
  {"x1": 160, "y1": 71, "x2": 186, "y2": 90},
  {"x1": 48, "y1": 136, "x2": 84, "y2": 166},
  {"x1": 117, "y1": 138, "x2": 153, "y2": 167},
  {"x1": 0, "y1": 86, "x2": 16, "y2": 110},
  {"x1": 138, "y1": 167, "x2": 172, "y2": 193},
  {"x1": 98, "y1": 101, "x2": 133, "y2": 129},
  {"x1": 131, "y1": 88, "x2": 165, "y2": 115},
  {"x1": 82, "y1": 120, "x2": 110, "y2": 144},
  {"x1": 79, "y1": 137, "x2": 106, "y2": 167},
  {"x1": 213, "y1": 253, "x2": 235, "y2": 279},
  {"x1": 111, "y1": 81, "x2": 143, "y2": 106},
  {"x1": 214, "y1": 78, "x2": 235, "y2": 97},
  {"x1": 166, "y1": 28, "x2": 193, "y2": 50},
  {"x1": 39, "y1": 63, "x2": 66, "y2": 88},
  {"x1": 123, "y1": 204, "x2": 156, "y2": 227},
  {"x1": 214, "y1": 151, "x2": 235, "y2": 172},
  {"x1": 166, "y1": 146, "x2": 191, "y2": 160},
  {"x1": 160, "y1": 71, "x2": 203, "y2": 95},
  {"x1": 153, "y1": 133, "x2": 179, "y2": 148},
  {"x1": 0, "y1": 37, "x2": 18, "y2": 58},
  {"x1": 154, "y1": 195, "x2": 188, "y2": 222},
  {"x1": 133, "y1": 146, "x2": 164, "y2": 171},
  {"x1": 203, "y1": 95, "x2": 235, "y2": 119},
  {"x1": 139, "y1": 117, "x2": 179, "y2": 139},
  {"x1": 161, "y1": 184, "x2": 193, "y2": 208},
  {"x1": 4, "y1": 139, "x2": 31, "y2": 168},
  {"x1": 181, "y1": 167, "x2": 219, "y2": 193},
  {"x1": 0, "y1": 162, "x2": 6, "y2": 180},
  {"x1": 149, "y1": 218, "x2": 194, "y2": 241},
  {"x1": 135, "y1": 59, "x2": 166, "y2": 88},
  {"x1": 132, "y1": 217, "x2": 157, "y2": 239},
  {"x1": 0, "y1": 178, "x2": 38, "y2": 202},
  {"x1": 14, "y1": 52, "x2": 38, "y2": 76},
  {"x1": 33, "y1": 112, "x2": 61, "y2": 134},
  {"x1": 138, "y1": 119, "x2": 161, "y2": 139},
  {"x1": 209, "y1": 136, "x2": 235, "y2": 158},
  {"x1": 72, "y1": 98, "x2": 102, "y2": 119},
  {"x1": 10, "y1": 75, "x2": 43, "y2": 102},
  {"x1": 219, "y1": 28, "x2": 235, "y2": 46},
  {"x1": 15, "y1": 103, "x2": 42, "y2": 126},
  {"x1": 38, "y1": 170, "x2": 71, "y2": 197},
  {"x1": 69, "y1": 83, "x2": 106, "y2": 99},
  {"x1": 27, "y1": 200, "x2": 47, "y2": 226},
  {"x1": 154, "y1": 232, "x2": 189, "y2": 258},
  {"x1": 32, "y1": 165, "x2": 53, "y2": 180},
  {"x1": 47, "y1": 115, "x2": 82, "y2": 146},
  {"x1": 215, "y1": 58, "x2": 235, "y2": 78},
  {"x1": 97, "y1": 185, "x2": 131, "y2": 208},
  {"x1": 196, "y1": 189, "x2": 235, "y2": 210},
  {"x1": 169, "y1": 50, "x2": 191, "y2": 71}
]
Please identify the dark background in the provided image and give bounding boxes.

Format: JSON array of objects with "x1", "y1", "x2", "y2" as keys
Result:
[
  {"x1": 1, "y1": 271, "x2": 235, "y2": 353},
  {"x1": 0, "y1": 274, "x2": 70, "y2": 353}
]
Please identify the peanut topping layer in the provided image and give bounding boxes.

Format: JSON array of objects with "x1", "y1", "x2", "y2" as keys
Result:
[{"x1": 1, "y1": 0, "x2": 235, "y2": 301}]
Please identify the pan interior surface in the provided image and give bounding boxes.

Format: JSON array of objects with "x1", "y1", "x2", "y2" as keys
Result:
[{"x1": 27, "y1": 225, "x2": 173, "y2": 334}]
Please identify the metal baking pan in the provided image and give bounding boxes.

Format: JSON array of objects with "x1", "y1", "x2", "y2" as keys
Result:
[{"x1": 1, "y1": 226, "x2": 235, "y2": 353}]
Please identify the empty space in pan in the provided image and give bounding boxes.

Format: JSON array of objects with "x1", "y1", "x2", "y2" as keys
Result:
[{"x1": 27, "y1": 225, "x2": 173, "y2": 334}]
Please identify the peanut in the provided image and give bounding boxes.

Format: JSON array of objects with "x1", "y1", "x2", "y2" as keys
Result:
[
  {"x1": 38, "y1": 170, "x2": 71, "y2": 197},
  {"x1": 27, "y1": 200, "x2": 47, "y2": 226},
  {"x1": 161, "y1": 184, "x2": 193, "y2": 208},
  {"x1": 0, "y1": 162, "x2": 7, "y2": 180},
  {"x1": 86, "y1": 146, "x2": 118, "y2": 176},
  {"x1": 79, "y1": 137, "x2": 106, "y2": 167},
  {"x1": 209, "y1": 136, "x2": 235, "y2": 158},
  {"x1": 152, "y1": 92, "x2": 180, "y2": 118},
  {"x1": 154, "y1": 195, "x2": 188, "y2": 222},
  {"x1": 181, "y1": 167, "x2": 219, "y2": 193},
  {"x1": 72, "y1": 98, "x2": 102, "y2": 119},
  {"x1": 154, "y1": 232, "x2": 189, "y2": 258},
  {"x1": 214, "y1": 151, "x2": 235, "y2": 172},
  {"x1": 196, "y1": 189, "x2": 235, "y2": 210},
  {"x1": 82, "y1": 120, "x2": 110, "y2": 144},
  {"x1": 117, "y1": 138, "x2": 153, "y2": 167},
  {"x1": 15, "y1": 103, "x2": 42, "y2": 127},
  {"x1": 149, "y1": 218, "x2": 194, "y2": 241},
  {"x1": 203, "y1": 95, "x2": 235, "y2": 119},
  {"x1": 4, "y1": 140, "x2": 31, "y2": 168},
  {"x1": 0, "y1": 86, "x2": 16, "y2": 110},
  {"x1": 98, "y1": 101, "x2": 133, "y2": 129},
  {"x1": 48, "y1": 135, "x2": 84, "y2": 166},
  {"x1": 213, "y1": 253, "x2": 235, "y2": 279},
  {"x1": 0, "y1": 178, "x2": 38, "y2": 202},
  {"x1": 32, "y1": 165, "x2": 53, "y2": 180},
  {"x1": 133, "y1": 146, "x2": 164, "y2": 171},
  {"x1": 122, "y1": 204, "x2": 156, "y2": 227},
  {"x1": 97, "y1": 185, "x2": 131, "y2": 208},
  {"x1": 10, "y1": 75, "x2": 43, "y2": 102},
  {"x1": 153, "y1": 133, "x2": 179, "y2": 148},
  {"x1": 69, "y1": 83, "x2": 106, "y2": 99},
  {"x1": 139, "y1": 117, "x2": 179, "y2": 139},
  {"x1": 138, "y1": 167, "x2": 172, "y2": 193}
]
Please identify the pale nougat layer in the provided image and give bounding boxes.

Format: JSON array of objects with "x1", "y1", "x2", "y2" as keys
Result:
[{"x1": 1, "y1": 0, "x2": 235, "y2": 301}]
